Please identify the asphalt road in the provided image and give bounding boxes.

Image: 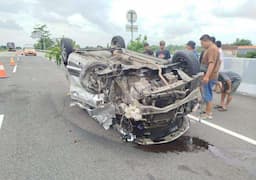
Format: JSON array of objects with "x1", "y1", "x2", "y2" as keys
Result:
[{"x1": 0, "y1": 53, "x2": 256, "y2": 180}]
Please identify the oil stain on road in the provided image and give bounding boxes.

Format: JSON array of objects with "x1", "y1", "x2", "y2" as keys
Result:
[{"x1": 135, "y1": 136, "x2": 212, "y2": 153}]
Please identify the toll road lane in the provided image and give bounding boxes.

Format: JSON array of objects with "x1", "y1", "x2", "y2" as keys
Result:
[
  {"x1": 0, "y1": 55, "x2": 255, "y2": 180},
  {"x1": 187, "y1": 114, "x2": 256, "y2": 146}
]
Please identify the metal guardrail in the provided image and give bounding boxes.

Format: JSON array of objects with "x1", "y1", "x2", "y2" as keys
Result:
[
  {"x1": 223, "y1": 57, "x2": 256, "y2": 96},
  {"x1": 36, "y1": 49, "x2": 49, "y2": 53}
]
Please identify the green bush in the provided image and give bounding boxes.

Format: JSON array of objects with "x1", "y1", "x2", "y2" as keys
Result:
[
  {"x1": 237, "y1": 51, "x2": 256, "y2": 58},
  {"x1": 45, "y1": 42, "x2": 62, "y2": 65},
  {"x1": 232, "y1": 38, "x2": 252, "y2": 46},
  {"x1": 127, "y1": 35, "x2": 147, "y2": 53},
  {"x1": 245, "y1": 51, "x2": 256, "y2": 58},
  {"x1": 45, "y1": 38, "x2": 80, "y2": 65}
]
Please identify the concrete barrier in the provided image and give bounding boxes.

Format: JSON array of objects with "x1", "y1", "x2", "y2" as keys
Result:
[{"x1": 223, "y1": 57, "x2": 256, "y2": 96}]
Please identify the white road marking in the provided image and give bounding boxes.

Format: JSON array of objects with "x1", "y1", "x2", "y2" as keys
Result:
[
  {"x1": 187, "y1": 114, "x2": 256, "y2": 146},
  {"x1": 13, "y1": 65, "x2": 17, "y2": 73},
  {"x1": 0, "y1": 114, "x2": 4, "y2": 129}
]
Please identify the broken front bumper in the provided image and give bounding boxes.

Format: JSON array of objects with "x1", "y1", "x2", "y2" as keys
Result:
[{"x1": 135, "y1": 116, "x2": 190, "y2": 145}]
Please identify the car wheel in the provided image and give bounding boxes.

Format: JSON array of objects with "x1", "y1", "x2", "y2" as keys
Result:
[
  {"x1": 80, "y1": 62, "x2": 110, "y2": 94},
  {"x1": 111, "y1": 36, "x2": 125, "y2": 49},
  {"x1": 61, "y1": 38, "x2": 74, "y2": 66},
  {"x1": 172, "y1": 50, "x2": 200, "y2": 76}
]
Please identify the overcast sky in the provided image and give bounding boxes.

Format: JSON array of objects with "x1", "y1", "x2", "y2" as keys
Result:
[{"x1": 0, "y1": 0, "x2": 255, "y2": 47}]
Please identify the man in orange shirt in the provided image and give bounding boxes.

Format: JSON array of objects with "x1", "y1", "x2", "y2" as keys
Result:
[{"x1": 200, "y1": 34, "x2": 221, "y2": 119}]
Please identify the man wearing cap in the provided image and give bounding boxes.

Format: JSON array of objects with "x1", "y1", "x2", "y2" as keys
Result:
[
  {"x1": 156, "y1": 40, "x2": 171, "y2": 60},
  {"x1": 200, "y1": 34, "x2": 221, "y2": 119},
  {"x1": 186, "y1": 40, "x2": 199, "y2": 60},
  {"x1": 210, "y1": 36, "x2": 216, "y2": 44}
]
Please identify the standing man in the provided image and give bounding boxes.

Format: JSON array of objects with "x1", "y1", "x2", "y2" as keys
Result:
[
  {"x1": 216, "y1": 40, "x2": 224, "y2": 72},
  {"x1": 210, "y1": 36, "x2": 216, "y2": 44},
  {"x1": 199, "y1": 36, "x2": 215, "y2": 64},
  {"x1": 186, "y1": 40, "x2": 199, "y2": 60},
  {"x1": 156, "y1": 40, "x2": 171, "y2": 60},
  {"x1": 143, "y1": 42, "x2": 154, "y2": 56},
  {"x1": 200, "y1": 34, "x2": 220, "y2": 119}
]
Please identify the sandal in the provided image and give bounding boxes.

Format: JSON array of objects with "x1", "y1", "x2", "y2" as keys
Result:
[
  {"x1": 200, "y1": 111, "x2": 206, "y2": 114},
  {"x1": 218, "y1": 107, "x2": 228, "y2": 112},
  {"x1": 214, "y1": 105, "x2": 223, "y2": 109}
]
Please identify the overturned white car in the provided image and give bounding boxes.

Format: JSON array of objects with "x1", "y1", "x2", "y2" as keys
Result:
[{"x1": 61, "y1": 36, "x2": 201, "y2": 145}]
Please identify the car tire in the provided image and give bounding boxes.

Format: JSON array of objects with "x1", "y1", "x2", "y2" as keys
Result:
[
  {"x1": 61, "y1": 38, "x2": 73, "y2": 66},
  {"x1": 111, "y1": 36, "x2": 125, "y2": 48},
  {"x1": 172, "y1": 50, "x2": 200, "y2": 76}
]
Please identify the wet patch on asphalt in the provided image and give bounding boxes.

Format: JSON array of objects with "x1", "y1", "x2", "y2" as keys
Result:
[
  {"x1": 135, "y1": 136, "x2": 256, "y2": 177},
  {"x1": 135, "y1": 136, "x2": 212, "y2": 153}
]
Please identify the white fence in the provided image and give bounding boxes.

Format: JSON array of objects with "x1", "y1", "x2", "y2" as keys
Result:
[{"x1": 223, "y1": 57, "x2": 256, "y2": 96}]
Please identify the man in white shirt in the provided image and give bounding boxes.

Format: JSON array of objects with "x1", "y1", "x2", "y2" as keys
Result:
[{"x1": 216, "y1": 41, "x2": 224, "y2": 71}]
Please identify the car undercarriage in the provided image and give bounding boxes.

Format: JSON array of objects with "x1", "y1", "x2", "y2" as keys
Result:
[{"x1": 61, "y1": 36, "x2": 202, "y2": 145}]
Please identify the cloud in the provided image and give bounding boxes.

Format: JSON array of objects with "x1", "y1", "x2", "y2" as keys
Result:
[
  {"x1": 36, "y1": 0, "x2": 122, "y2": 34},
  {"x1": 0, "y1": 28, "x2": 34, "y2": 47},
  {"x1": 214, "y1": 0, "x2": 256, "y2": 20},
  {"x1": 37, "y1": 12, "x2": 67, "y2": 23},
  {"x1": 0, "y1": 19, "x2": 23, "y2": 30},
  {"x1": 67, "y1": 14, "x2": 93, "y2": 29},
  {"x1": 0, "y1": 1, "x2": 24, "y2": 13},
  {"x1": 0, "y1": 0, "x2": 256, "y2": 46}
]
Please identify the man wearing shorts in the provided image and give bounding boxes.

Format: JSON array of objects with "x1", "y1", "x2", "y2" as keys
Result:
[
  {"x1": 200, "y1": 34, "x2": 221, "y2": 119},
  {"x1": 214, "y1": 71, "x2": 242, "y2": 111}
]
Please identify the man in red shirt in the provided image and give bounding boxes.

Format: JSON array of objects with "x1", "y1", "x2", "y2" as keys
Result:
[{"x1": 156, "y1": 41, "x2": 171, "y2": 60}]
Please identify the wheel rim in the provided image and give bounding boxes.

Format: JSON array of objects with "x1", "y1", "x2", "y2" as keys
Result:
[
  {"x1": 112, "y1": 39, "x2": 122, "y2": 48},
  {"x1": 81, "y1": 64, "x2": 109, "y2": 93}
]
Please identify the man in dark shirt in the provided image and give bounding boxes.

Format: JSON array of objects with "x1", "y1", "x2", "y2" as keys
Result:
[
  {"x1": 215, "y1": 71, "x2": 242, "y2": 111},
  {"x1": 210, "y1": 36, "x2": 216, "y2": 44},
  {"x1": 156, "y1": 40, "x2": 170, "y2": 60},
  {"x1": 143, "y1": 42, "x2": 154, "y2": 56},
  {"x1": 186, "y1": 40, "x2": 199, "y2": 60}
]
